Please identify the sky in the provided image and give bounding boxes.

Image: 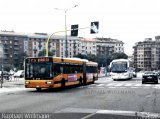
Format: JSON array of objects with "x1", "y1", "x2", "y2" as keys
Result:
[{"x1": 1, "y1": 0, "x2": 160, "y2": 55}]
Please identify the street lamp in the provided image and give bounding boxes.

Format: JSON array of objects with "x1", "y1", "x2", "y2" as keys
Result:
[{"x1": 54, "y1": 5, "x2": 78, "y2": 57}]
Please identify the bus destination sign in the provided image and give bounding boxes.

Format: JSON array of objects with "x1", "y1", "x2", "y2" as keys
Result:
[{"x1": 27, "y1": 58, "x2": 51, "y2": 63}]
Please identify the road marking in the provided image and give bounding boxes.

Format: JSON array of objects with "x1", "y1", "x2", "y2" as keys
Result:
[
  {"x1": 105, "y1": 83, "x2": 115, "y2": 86},
  {"x1": 131, "y1": 87, "x2": 138, "y2": 88},
  {"x1": 97, "y1": 87, "x2": 105, "y2": 88},
  {"x1": 143, "y1": 87, "x2": 150, "y2": 89},
  {"x1": 118, "y1": 87, "x2": 126, "y2": 88},
  {"x1": 114, "y1": 83, "x2": 125, "y2": 86},
  {"x1": 124, "y1": 83, "x2": 132, "y2": 86},
  {"x1": 108, "y1": 87, "x2": 117, "y2": 88},
  {"x1": 0, "y1": 87, "x2": 27, "y2": 94},
  {"x1": 134, "y1": 84, "x2": 142, "y2": 86},
  {"x1": 96, "y1": 84, "x2": 105, "y2": 87},
  {"x1": 143, "y1": 84, "x2": 152, "y2": 87}
]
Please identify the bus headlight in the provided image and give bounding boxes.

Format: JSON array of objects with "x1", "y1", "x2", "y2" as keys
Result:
[
  {"x1": 46, "y1": 81, "x2": 52, "y2": 84},
  {"x1": 25, "y1": 81, "x2": 30, "y2": 84}
]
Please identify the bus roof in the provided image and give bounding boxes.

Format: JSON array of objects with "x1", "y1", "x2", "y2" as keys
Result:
[
  {"x1": 86, "y1": 61, "x2": 98, "y2": 66},
  {"x1": 111, "y1": 59, "x2": 129, "y2": 62},
  {"x1": 25, "y1": 57, "x2": 97, "y2": 65},
  {"x1": 53, "y1": 57, "x2": 97, "y2": 65}
]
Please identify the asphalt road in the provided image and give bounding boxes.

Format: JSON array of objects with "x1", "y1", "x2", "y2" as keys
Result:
[{"x1": 0, "y1": 76, "x2": 160, "y2": 118}]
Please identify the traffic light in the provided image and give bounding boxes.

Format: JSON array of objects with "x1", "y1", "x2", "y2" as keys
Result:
[
  {"x1": 71, "y1": 24, "x2": 78, "y2": 36},
  {"x1": 90, "y1": 21, "x2": 99, "y2": 34}
]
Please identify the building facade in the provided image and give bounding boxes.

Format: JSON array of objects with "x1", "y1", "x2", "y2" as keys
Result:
[
  {"x1": 54, "y1": 36, "x2": 81, "y2": 57},
  {"x1": 0, "y1": 31, "x2": 125, "y2": 67},
  {"x1": 0, "y1": 31, "x2": 28, "y2": 66},
  {"x1": 133, "y1": 38, "x2": 160, "y2": 71},
  {"x1": 28, "y1": 33, "x2": 56, "y2": 57},
  {"x1": 80, "y1": 38, "x2": 97, "y2": 55},
  {"x1": 96, "y1": 38, "x2": 124, "y2": 56}
]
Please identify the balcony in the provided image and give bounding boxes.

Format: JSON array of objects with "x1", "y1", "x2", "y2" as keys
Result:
[
  {"x1": 3, "y1": 46, "x2": 9, "y2": 49},
  {"x1": 14, "y1": 43, "x2": 19, "y2": 46},
  {"x1": 4, "y1": 52, "x2": 9, "y2": 55},
  {"x1": 38, "y1": 44, "x2": 42, "y2": 48},
  {"x1": 33, "y1": 48, "x2": 37, "y2": 51},
  {"x1": 14, "y1": 47, "x2": 19, "y2": 50}
]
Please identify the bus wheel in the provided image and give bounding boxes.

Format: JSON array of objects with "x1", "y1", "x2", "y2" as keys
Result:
[
  {"x1": 61, "y1": 79, "x2": 65, "y2": 88},
  {"x1": 36, "y1": 88, "x2": 41, "y2": 91}
]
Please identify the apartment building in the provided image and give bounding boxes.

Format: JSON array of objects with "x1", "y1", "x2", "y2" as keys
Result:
[
  {"x1": 0, "y1": 31, "x2": 125, "y2": 67},
  {"x1": 80, "y1": 38, "x2": 97, "y2": 55},
  {"x1": 28, "y1": 33, "x2": 56, "y2": 57},
  {"x1": 53, "y1": 36, "x2": 81, "y2": 58},
  {"x1": 28, "y1": 34, "x2": 81, "y2": 58},
  {"x1": 96, "y1": 38, "x2": 124, "y2": 56},
  {"x1": 0, "y1": 31, "x2": 28, "y2": 66},
  {"x1": 133, "y1": 38, "x2": 160, "y2": 71}
]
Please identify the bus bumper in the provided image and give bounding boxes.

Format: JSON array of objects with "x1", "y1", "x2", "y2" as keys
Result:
[{"x1": 25, "y1": 80, "x2": 54, "y2": 88}]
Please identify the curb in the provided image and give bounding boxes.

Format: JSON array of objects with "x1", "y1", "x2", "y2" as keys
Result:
[{"x1": 55, "y1": 108, "x2": 160, "y2": 119}]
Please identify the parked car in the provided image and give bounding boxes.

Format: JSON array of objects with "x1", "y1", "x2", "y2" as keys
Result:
[
  {"x1": 13, "y1": 70, "x2": 24, "y2": 78},
  {"x1": 142, "y1": 71, "x2": 158, "y2": 84}
]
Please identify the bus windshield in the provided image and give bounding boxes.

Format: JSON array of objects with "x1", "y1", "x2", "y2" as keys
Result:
[
  {"x1": 25, "y1": 62, "x2": 53, "y2": 79},
  {"x1": 111, "y1": 62, "x2": 128, "y2": 73}
]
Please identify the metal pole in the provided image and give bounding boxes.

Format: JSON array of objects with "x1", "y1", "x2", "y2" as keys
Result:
[
  {"x1": 65, "y1": 11, "x2": 68, "y2": 57},
  {"x1": 54, "y1": 5, "x2": 78, "y2": 58},
  {"x1": 0, "y1": 44, "x2": 3, "y2": 88},
  {"x1": 45, "y1": 27, "x2": 89, "y2": 57},
  {"x1": 1, "y1": 64, "x2": 3, "y2": 88}
]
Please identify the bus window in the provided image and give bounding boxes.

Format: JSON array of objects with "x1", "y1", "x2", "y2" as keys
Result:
[
  {"x1": 60, "y1": 66, "x2": 63, "y2": 73},
  {"x1": 25, "y1": 62, "x2": 53, "y2": 79}
]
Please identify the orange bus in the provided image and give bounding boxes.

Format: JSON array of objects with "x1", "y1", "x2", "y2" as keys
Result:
[{"x1": 24, "y1": 57, "x2": 98, "y2": 91}]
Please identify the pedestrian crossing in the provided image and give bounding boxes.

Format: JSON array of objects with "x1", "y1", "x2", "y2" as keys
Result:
[{"x1": 78, "y1": 82, "x2": 160, "y2": 89}]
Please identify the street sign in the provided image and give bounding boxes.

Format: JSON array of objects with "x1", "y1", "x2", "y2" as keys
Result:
[
  {"x1": 90, "y1": 21, "x2": 99, "y2": 34},
  {"x1": 71, "y1": 24, "x2": 78, "y2": 36}
]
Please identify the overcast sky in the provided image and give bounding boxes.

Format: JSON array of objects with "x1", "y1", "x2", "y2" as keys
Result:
[{"x1": 1, "y1": 0, "x2": 160, "y2": 55}]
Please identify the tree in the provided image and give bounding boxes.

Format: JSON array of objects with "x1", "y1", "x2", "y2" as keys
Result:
[
  {"x1": 74, "y1": 54, "x2": 87, "y2": 59},
  {"x1": 86, "y1": 54, "x2": 96, "y2": 62},
  {"x1": 38, "y1": 50, "x2": 55, "y2": 57},
  {"x1": 3, "y1": 64, "x2": 13, "y2": 72},
  {"x1": 74, "y1": 52, "x2": 128, "y2": 70},
  {"x1": 111, "y1": 52, "x2": 128, "y2": 60},
  {"x1": 14, "y1": 52, "x2": 28, "y2": 70}
]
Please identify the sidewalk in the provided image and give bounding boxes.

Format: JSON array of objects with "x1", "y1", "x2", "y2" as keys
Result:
[{"x1": 0, "y1": 77, "x2": 26, "y2": 94}]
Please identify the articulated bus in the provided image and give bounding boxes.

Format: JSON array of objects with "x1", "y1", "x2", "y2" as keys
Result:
[
  {"x1": 24, "y1": 57, "x2": 98, "y2": 91},
  {"x1": 109, "y1": 59, "x2": 133, "y2": 80}
]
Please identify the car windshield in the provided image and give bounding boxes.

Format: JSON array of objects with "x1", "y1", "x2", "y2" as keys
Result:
[{"x1": 144, "y1": 71, "x2": 156, "y2": 75}]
